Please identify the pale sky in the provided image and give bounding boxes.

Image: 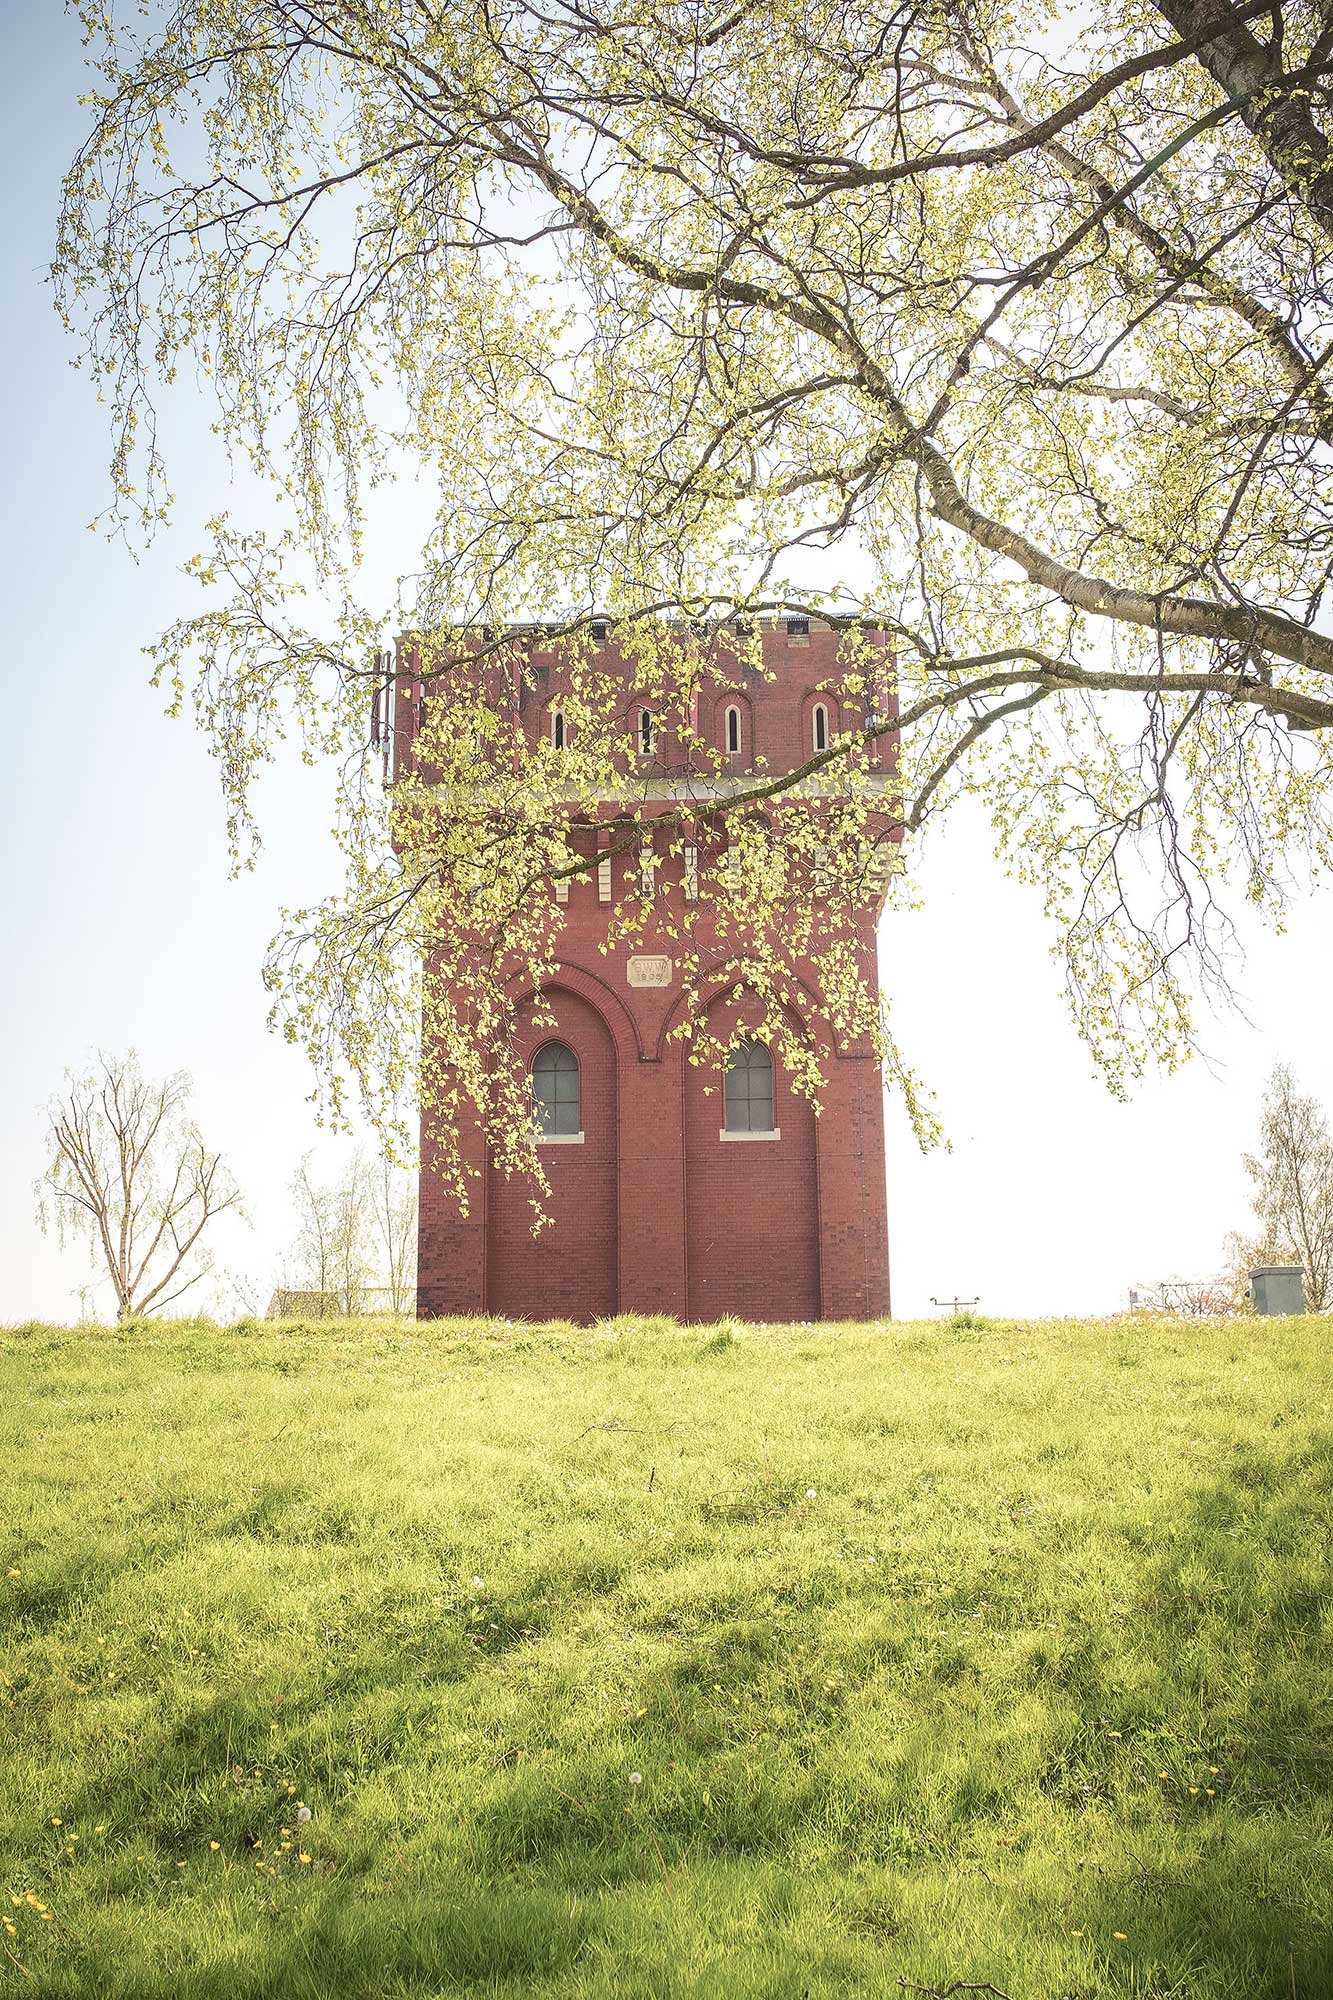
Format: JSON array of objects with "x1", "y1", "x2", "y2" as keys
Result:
[{"x1": 3, "y1": 11, "x2": 1330, "y2": 1324}]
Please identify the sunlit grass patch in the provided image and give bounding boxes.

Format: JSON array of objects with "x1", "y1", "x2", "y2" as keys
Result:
[{"x1": 2, "y1": 1312, "x2": 1330, "y2": 1997}]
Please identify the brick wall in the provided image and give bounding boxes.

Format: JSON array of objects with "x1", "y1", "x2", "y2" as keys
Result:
[
  {"x1": 682, "y1": 992, "x2": 820, "y2": 1322},
  {"x1": 392, "y1": 620, "x2": 895, "y2": 786},
  {"x1": 485, "y1": 989, "x2": 618, "y2": 1322}
]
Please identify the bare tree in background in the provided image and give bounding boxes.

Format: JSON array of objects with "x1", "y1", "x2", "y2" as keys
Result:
[
  {"x1": 373, "y1": 1157, "x2": 417, "y2": 1317},
  {"x1": 286, "y1": 1154, "x2": 376, "y2": 1315},
  {"x1": 38, "y1": 1052, "x2": 242, "y2": 1320},
  {"x1": 1237, "y1": 1066, "x2": 1333, "y2": 1311},
  {"x1": 288, "y1": 1156, "x2": 336, "y2": 1309},
  {"x1": 1129, "y1": 1275, "x2": 1237, "y2": 1318}
]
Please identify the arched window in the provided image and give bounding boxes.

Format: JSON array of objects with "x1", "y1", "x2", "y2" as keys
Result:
[
  {"x1": 551, "y1": 710, "x2": 566, "y2": 750},
  {"x1": 724, "y1": 1040, "x2": 775, "y2": 1134},
  {"x1": 638, "y1": 708, "x2": 655, "y2": 758},
  {"x1": 812, "y1": 703, "x2": 829, "y2": 754},
  {"x1": 532, "y1": 1042, "x2": 580, "y2": 1136},
  {"x1": 725, "y1": 705, "x2": 741, "y2": 755}
]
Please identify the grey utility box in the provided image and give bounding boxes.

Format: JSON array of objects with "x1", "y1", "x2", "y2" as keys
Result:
[{"x1": 1249, "y1": 1265, "x2": 1306, "y2": 1315}]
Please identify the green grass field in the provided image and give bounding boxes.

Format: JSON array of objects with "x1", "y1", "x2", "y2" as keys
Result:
[{"x1": 2, "y1": 1312, "x2": 1330, "y2": 1999}]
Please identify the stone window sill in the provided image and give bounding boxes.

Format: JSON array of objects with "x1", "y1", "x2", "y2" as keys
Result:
[
  {"x1": 537, "y1": 1131, "x2": 585, "y2": 1145},
  {"x1": 719, "y1": 1127, "x2": 781, "y2": 1142}
]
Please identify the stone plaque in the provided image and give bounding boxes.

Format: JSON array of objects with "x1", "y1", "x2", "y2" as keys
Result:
[{"x1": 627, "y1": 954, "x2": 673, "y2": 988}]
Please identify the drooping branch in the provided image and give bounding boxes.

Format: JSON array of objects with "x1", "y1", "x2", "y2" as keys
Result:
[{"x1": 52, "y1": 0, "x2": 1333, "y2": 1179}]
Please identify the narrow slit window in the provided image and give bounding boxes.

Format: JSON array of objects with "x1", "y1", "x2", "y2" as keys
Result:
[
  {"x1": 724, "y1": 1040, "x2": 775, "y2": 1134},
  {"x1": 639, "y1": 709, "x2": 655, "y2": 758},
  {"x1": 812, "y1": 703, "x2": 829, "y2": 754},
  {"x1": 532, "y1": 1042, "x2": 580, "y2": 1136},
  {"x1": 725, "y1": 706, "x2": 741, "y2": 755},
  {"x1": 551, "y1": 710, "x2": 566, "y2": 750}
]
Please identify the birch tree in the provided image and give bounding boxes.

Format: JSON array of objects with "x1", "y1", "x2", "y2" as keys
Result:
[
  {"x1": 287, "y1": 1153, "x2": 376, "y2": 1314},
  {"x1": 39, "y1": 1052, "x2": 242, "y2": 1320},
  {"x1": 373, "y1": 1158, "x2": 418, "y2": 1317},
  {"x1": 54, "y1": 1, "x2": 1333, "y2": 1200},
  {"x1": 1241, "y1": 1064, "x2": 1333, "y2": 1310}
]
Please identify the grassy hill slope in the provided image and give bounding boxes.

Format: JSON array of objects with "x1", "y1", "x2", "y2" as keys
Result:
[{"x1": 2, "y1": 1312, "x2": 1330, "y2": 1998}]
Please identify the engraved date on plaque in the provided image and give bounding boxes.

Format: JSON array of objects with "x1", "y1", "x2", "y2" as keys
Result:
[{"x1": 627, "y1": 954, "x2": 673, "y2": 988}]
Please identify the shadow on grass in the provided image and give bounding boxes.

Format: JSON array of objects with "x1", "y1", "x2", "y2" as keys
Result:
[{"x1": 14, "y1": 1436, "x2": 1333, "y2": 1999}]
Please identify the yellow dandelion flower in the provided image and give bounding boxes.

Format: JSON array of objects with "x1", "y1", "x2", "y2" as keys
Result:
[
  {"x1": 209, "y1": 1842, "x2": 220, "y2": 1851},
  {"x1": 177, "y1": 1862, "x2": 186, "y2": 1870},
  {"x1": 94, "y1": 1825, "x2": 106, "y2": 1834},
  {"x1": 50, "y1": 1818, "x2": 61, "y2": 1827},
  {"x1": 40, "y1": 1913, "x2": 53, "y2": 1921},
  {"x1": 1109, "y1": 1731, "x2": 1121, "y2": 1739},
  {"x1": 6, "y1": 1570, "x2": 19, "y2": 1578},
  {"x1": 1189, "y1": 1786, "x2": 1199, "y2": 1795},
  {"x1": 1070, "y1": 1928, "x2": 1084, "y2": 1937},
  {"x1": 1209, "y1": 1765, "x2": 1219, "y2": 1774},
  {"x1": 298, "y1": 1853, "x2": 311, "y2": 1865},
  {"x1": 1206, "y1": 1787, "x2": 1216, "y2": 1796},
  {"x1": 1113, "y1": 1932, "x2": 1128, "y2": 1940}
]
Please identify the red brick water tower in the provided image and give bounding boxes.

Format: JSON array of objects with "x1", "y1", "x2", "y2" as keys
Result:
[{"x1": 389, "y1": 618, "x2": 894, "y2": 1323}]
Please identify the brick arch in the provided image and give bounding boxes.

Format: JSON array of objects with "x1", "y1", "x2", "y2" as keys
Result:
[
  {"x1": 505, "y1": 959, "x2": 648, "y2": 1063},
  {"x1": 485, "y1": 983, "x2": 618, "y2": 1324},
  {"x1": 683, "y1": 986, "x2": 820, "y2": 1324},
  {"x1": 652, "y1": 965, "x2": 824, "y2": 1064}
]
